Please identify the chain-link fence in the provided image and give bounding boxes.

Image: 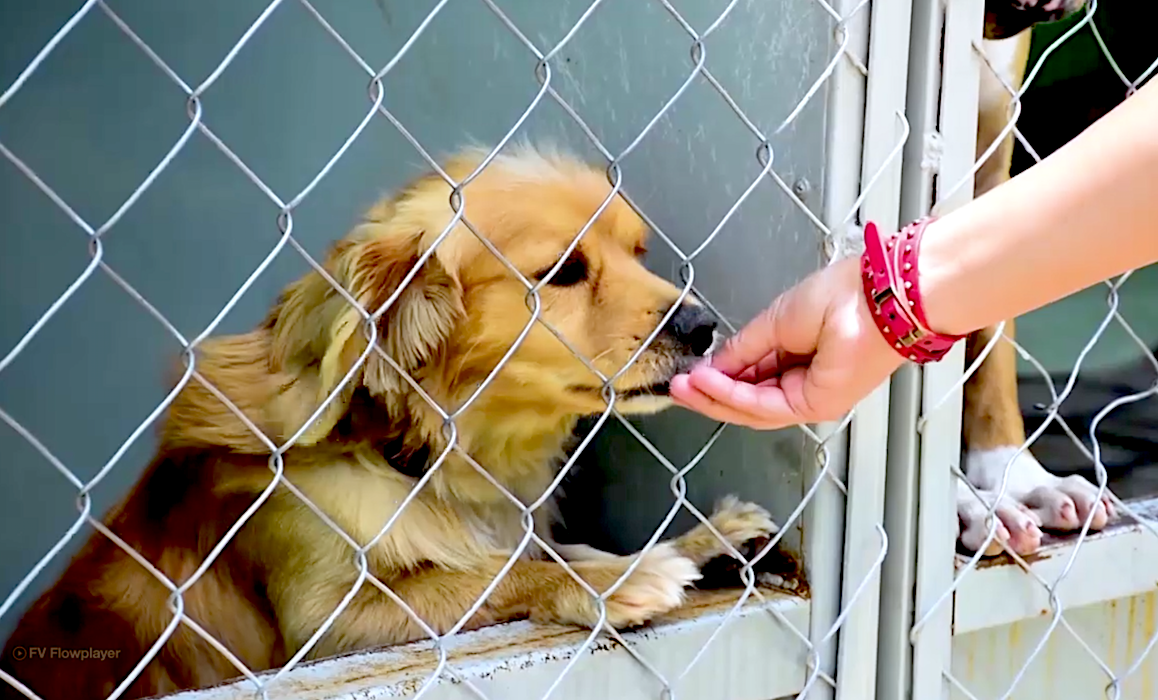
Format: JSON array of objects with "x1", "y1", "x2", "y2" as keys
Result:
[
  {"x1": 894, "y1": 1, "x2": 1158, "y2": 699},
  {"x1": 0, "y1": 1, "x2": 910, "y2": 699}
]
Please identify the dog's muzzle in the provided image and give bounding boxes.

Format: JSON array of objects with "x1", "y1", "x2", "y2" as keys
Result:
[{"x1": 661, "y1": 303, "x2": 719, "y2": 358}]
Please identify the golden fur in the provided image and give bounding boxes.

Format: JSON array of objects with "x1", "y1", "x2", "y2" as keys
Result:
[
  {"x1": 964, "y1": 24, "x2": 1038, "y2": 459},
  {"x1": 0, "y1": 144, "x2": 779, "y2": 699}
]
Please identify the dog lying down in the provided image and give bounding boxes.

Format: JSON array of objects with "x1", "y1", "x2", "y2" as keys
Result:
[{"x1": 0, "y1": 144, "x2": 795, "y2": 700}]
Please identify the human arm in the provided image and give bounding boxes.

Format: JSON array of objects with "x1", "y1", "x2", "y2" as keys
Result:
[
  {"x1": 670, "y1": 78, "x2": 1158, "y2": 429},
  {"x1": 919, "y1": 75, "x2": 1158, "y2": 337}
]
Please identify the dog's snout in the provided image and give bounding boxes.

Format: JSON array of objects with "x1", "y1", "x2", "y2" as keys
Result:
[{"x1": 665, "y1": 304, "x2": 718, "y2": 357}]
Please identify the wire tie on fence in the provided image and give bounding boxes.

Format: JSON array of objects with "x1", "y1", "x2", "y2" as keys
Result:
[{"x1": 921, "y1": 130, "x2": 943, "y2": 172}]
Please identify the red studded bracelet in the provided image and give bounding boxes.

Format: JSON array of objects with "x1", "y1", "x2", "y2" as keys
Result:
[{"x1": 860, "y1": 217, "x2": 965, "y2": 364}]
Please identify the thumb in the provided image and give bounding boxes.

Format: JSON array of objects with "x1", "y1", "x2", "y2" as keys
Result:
[{"x1": 711, "y1": 278, "x2": 824, "y2": 377}]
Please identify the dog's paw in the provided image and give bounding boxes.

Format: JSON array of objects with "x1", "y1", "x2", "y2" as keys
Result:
[
  {"x1": 709, "y1": 496, "x2": 780, "y2": 549},
  {"x1": 957, "y1": 447, "x2": 1115, "y2": 557},
  {"x1": 601, "y1": 544, "x2": 700, "y2": 628},
  {"x1": 957, "y1": 479, "x2": 1044, "y2": 557},
  {"x1": 983, "y1": 0, "x2": 1086, "y2": 40},
  {"x1": 675, "y1": 496, "x2": 779, "y2": 566},
  {"x1": 1021, "y1": 472, "x2": 1115, "y2": 533},
  {"x1": 1025, "y1": 0, "x2": 1083, "y2": 12}
]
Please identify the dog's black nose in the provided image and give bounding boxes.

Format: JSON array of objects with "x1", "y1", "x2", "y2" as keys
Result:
[{"x1": 665, "y1": 304, "x2": 718, "y2": 357}]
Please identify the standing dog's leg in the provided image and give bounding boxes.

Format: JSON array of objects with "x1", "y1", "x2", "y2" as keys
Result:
[{"x1": 957, "y1": 25, "x2": 1115, "y2": 556}]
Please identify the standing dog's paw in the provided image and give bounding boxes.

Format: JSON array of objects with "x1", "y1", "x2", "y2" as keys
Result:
[
  {"x1": 957, "y1": 479, "x2": 1044, "y2": 557},
  {"x1": 1022, "y1": 473, "x2": 1115, "y2": 533},
  {"x1": 984, "y1": 0, "x2": 1087, "y2": 40},
  {"x1": 600, "y1": 544, "x2": 701, "y2": 628},
  {"x1": 957, "y1": 447, "x2": 1116, "y2": 557}
]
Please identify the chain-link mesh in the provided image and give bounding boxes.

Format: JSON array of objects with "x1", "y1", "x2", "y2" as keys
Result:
[
  {"x1": 0, "y1": 1, "x2": 902, "y2": 699},
  {"x1": 910, "y1": 1, "x2": 1158, "y2": 698}
]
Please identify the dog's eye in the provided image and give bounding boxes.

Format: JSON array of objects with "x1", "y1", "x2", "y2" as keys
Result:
[{"x1": 533, "y1": 252, "x2": 588, "y2": 287}]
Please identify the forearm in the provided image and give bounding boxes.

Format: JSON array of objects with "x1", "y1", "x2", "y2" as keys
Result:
[{"x1": 918, "y1": 79, "x2": 1158, "y2": 337}]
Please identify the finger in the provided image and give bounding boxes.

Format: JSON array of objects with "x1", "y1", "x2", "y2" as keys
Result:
[
  {"x1": 710, "y1": 296, "x2": 788, "y2": 376},
  {"x1": 712, "y1": 272, "x2": 827, "y2": 377},
  {"x1": 777, "y1": 349, "x2": 869, "y2": 425},
  {"x1": 735, "y1": 353, "x2": 780, "y2": 384},
  {"x1": 684, "y1": 365, "x2": 810, "y2": 425},
  {"x1": 738, "y1": 350, "x2": 814, "y2": 385},
  {"x1": 670, "y1": 376, "x2": 790, "y2": 430},
  {"x1": 671, "y1": 370, "x2": 787, "y2": 426},
  {"x1": 776, "y1": 365, "x2": 824, "y2": 422},
  {"x1": 736, "y1": 364, "x2": 763, "y2": 384}
]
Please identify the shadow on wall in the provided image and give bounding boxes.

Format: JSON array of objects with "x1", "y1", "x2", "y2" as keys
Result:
[{"x1": 1011, "y1": 0, "x2": 1158, "y2": 496}]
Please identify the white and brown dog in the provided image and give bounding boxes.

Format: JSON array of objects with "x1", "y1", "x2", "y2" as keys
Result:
[{"x1": 957, "y1": 0, "x2": 1117, "y2": 556}]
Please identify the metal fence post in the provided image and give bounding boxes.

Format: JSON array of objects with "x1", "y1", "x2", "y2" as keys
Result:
[
  {"x1": 878, "y1": 1, "x2": 985, "y2": 699},
  {"x1": 827, "y1": 0, "x2": 914, "y2": 697}
]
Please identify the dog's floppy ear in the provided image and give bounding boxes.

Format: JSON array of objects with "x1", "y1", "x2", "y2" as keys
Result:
[{"x1": 267, "y1": 217, "x2": 464, "y2": 444}]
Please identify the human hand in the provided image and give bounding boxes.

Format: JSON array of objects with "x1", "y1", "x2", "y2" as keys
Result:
[{"x1": 670, "y1": 255, "x2": 906, "y2": 429}]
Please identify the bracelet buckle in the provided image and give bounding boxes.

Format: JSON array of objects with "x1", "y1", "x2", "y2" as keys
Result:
[{"x1": 868, "y1": 284, "x2": 926, "y2": 348}]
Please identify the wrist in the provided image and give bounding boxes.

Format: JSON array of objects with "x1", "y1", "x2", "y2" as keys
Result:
[
  {"x1": 859, "y1": 218, "x2": 968, "y2": 364},
  {"x1": 848, "y1": 257, "x2": 908, "y2": 367},
  {"x1": 912, "y1": 217, "x2": 975, "y2": 337}
]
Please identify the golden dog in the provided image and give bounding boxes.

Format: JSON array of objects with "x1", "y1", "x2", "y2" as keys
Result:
[{"x1": 0, "y1": 144, "x2": 779, "y2": 699}]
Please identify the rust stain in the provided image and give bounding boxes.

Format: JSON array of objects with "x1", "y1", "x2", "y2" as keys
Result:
[
  {"x1": 957, "y1": 590, "x2": 1158, "y2": 699},
  {"x1": 1043, "y1": 634, "x2": 1057, "y2": 698},
  {"x1": 1140, "y1": 594, "x2": 1157, "y2": 700},
  {"x1": 1127, "y1": 596, "x2": 1139, "y2": 665},
  {"x1": 1108, "y1": 598, "x2": 1119, "y2": 667},
  {"x1": 970, "y1": 520, "x2": 1141, "y2": 571},
  {"x1": 1145, "y1": 594, "x2": 1156, "y2": 650},
  {"x1": 1001, "y1": 624, "x2": 1016, "y2": 681},
  {"x1": 971, "y1": 543, "x2": 1062, "y2": 570}
]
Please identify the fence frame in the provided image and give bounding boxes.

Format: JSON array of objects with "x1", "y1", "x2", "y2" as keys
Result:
[
  {"x1": 830, "y1": 0, "x2": 914, "y2": 694},
  {"x1": 4, "y1": 0, "x2": 1025, "y2": 697},
  {"x1": 885, "y1": 2, "x2": 1158, "y2": 699},
  {"x1": 0, "y1": 2, "x2": 919, "y2": 700},
  {"x1": 878, "y1": 0, "x2": 985, "y2": 699},
  {"x1": 151, "y1": 0, "x2": 904, "y2": 695}
]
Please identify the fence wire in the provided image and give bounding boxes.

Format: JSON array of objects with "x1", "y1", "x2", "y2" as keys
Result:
[
  {"x1": 912, "y1": 2, "x2": 1158, "y2": 699},
  {"x1": 0, "y1": 1, "x2": 901, "y2": 700}
]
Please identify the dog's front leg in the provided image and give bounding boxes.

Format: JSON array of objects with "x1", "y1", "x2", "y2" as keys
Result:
[
  {"x1": 550, "y1": 496, "x2": 777, "y2": 567},
  {"x1": 554, "y1": 497, "x2": 787, "y2": 589},
  {"x1": 272, "y1": 548, "x2": 702, "y2": 660},
  {"x1": 667, "y1": 496, "x2": 779, "y2": 566}
]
